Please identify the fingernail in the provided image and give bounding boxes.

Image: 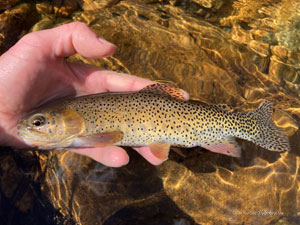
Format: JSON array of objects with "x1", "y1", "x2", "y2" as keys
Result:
[{"x1": 98, "y1": 37, "x2": 115, "y2": 46}]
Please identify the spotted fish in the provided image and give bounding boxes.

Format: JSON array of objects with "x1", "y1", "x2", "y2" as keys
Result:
[{"x1": 17, "y1": 83, "x2": 291, "y2": 159}]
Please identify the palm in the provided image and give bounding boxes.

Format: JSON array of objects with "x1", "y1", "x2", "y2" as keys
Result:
[
  {"x1": 0, "y1": 53, "x2": 74, "y2": 118},
  {"x1": 0, "y1": 22, "x2": 165, "y2": 167}
]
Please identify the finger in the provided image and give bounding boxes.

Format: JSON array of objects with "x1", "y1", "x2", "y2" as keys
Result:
[
  {"x1": 14, "y1": 22, "x2": 116, "y2": 59},
  {"x1": 133, "y1": 146, "x2": 166, "y2": 166},
  {"x1": 81, "y1": 69, "x2": 189, "y2": 98},
  {"x1": 67, "y1": 62, "x2": 155, "y2": 94},
  {"x1": 71, "y1": 146, "x2": 129, "y2": 167},
  {"x1": 67, "y1": 62, "x2": 190, "y2": 99},
  {"x1": 88, "y1": 70, "x2": 190, "y2": 97},
  {"x1": 97, "y1": 70, "x2": 156, "y2": 92}
]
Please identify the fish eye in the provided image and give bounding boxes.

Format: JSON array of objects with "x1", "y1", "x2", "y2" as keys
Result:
[{"x1": 29, "y1": 114, "x2": 46, "y2": 127}]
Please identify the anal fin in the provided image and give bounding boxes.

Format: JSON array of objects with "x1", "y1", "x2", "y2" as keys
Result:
[
  {"x1": 149, "y1": 142, "x2": 171, "y2": 160},
  {"x1": 202, "y1": 137, "x2": 241, "y2": 158}
]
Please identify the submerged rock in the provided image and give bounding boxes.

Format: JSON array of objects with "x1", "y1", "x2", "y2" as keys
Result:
[{"x1": 0, "y1": 3, "x2": 38, "y2": 54}]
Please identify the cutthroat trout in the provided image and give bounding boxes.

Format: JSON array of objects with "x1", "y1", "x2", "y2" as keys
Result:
[{"x1": 17, "y1": 83, "x2": 290, "y2": 159}]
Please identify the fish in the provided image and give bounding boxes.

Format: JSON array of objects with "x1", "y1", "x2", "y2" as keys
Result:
[{"x1": 17, "y1": 83, "x2": 291, "y2": 159}]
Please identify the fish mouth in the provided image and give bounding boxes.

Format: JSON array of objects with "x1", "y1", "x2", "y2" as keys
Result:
[
  {"x1": 18, "y1": 128, "x2": 75, "y2": 149},
  {"x1": 17, "y1": 129, "x2": 56, "y2": 148},
  {"x1": 18, "y1": 128, "x2": 42, "y2": 139},
  {"x1": 18, "y1": 129, "x2": 37, "y2": 140}
]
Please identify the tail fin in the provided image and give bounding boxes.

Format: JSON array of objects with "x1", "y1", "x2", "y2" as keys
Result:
[{"x1": 250, "y1": 101, "x2": 291, "y2": 152}]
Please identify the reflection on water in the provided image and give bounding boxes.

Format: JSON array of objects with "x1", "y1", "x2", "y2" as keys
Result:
[{"x1": 1, "y1": 0, "x2": 300, "y2": 224}]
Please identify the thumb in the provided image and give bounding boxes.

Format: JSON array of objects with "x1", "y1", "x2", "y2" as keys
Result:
[{"x1": 9, "y1": 22, "x2": 116, "y2": 60}]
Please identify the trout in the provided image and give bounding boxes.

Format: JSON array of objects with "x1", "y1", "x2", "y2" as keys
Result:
[{"x1": 17, "y1": 83, "x2": 291, "y2": 159}]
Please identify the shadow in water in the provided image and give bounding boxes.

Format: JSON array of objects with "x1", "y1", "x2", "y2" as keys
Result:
[{"x1": 0, "y1": 147, "x2": 75, "y2": 225}]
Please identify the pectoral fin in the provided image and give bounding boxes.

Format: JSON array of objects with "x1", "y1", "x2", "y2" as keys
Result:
[
  {"x1": 72, "y1": 131, "x2": 124, "y2": 147},
  {"x1": 201, "y1": 137, "x2": 241, "y2": 158},
  {"x1": 149, "y1": 142, "x2": 171, "y2": 160}
]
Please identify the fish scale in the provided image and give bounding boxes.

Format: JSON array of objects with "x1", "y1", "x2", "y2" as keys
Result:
[
  {"x1": 67, "y1": 92, "x2": 231, "y2": 146},
  {"x1": 17, "y1": 83, "x2": 291, "y2": 159}
]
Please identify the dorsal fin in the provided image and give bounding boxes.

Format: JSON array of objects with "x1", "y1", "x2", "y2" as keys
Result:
[{"x1": 140, "y1": 83, "x2": 187, "y2": 100}]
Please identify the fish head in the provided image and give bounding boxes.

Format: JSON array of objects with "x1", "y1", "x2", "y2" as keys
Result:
[{"x1": 17, "y1": 107, "x2": 85, "y2": 149}]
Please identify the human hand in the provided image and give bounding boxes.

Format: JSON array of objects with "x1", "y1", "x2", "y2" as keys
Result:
[{"x1": 0, "y1": 22, "x2": 166, "y2": 167}]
